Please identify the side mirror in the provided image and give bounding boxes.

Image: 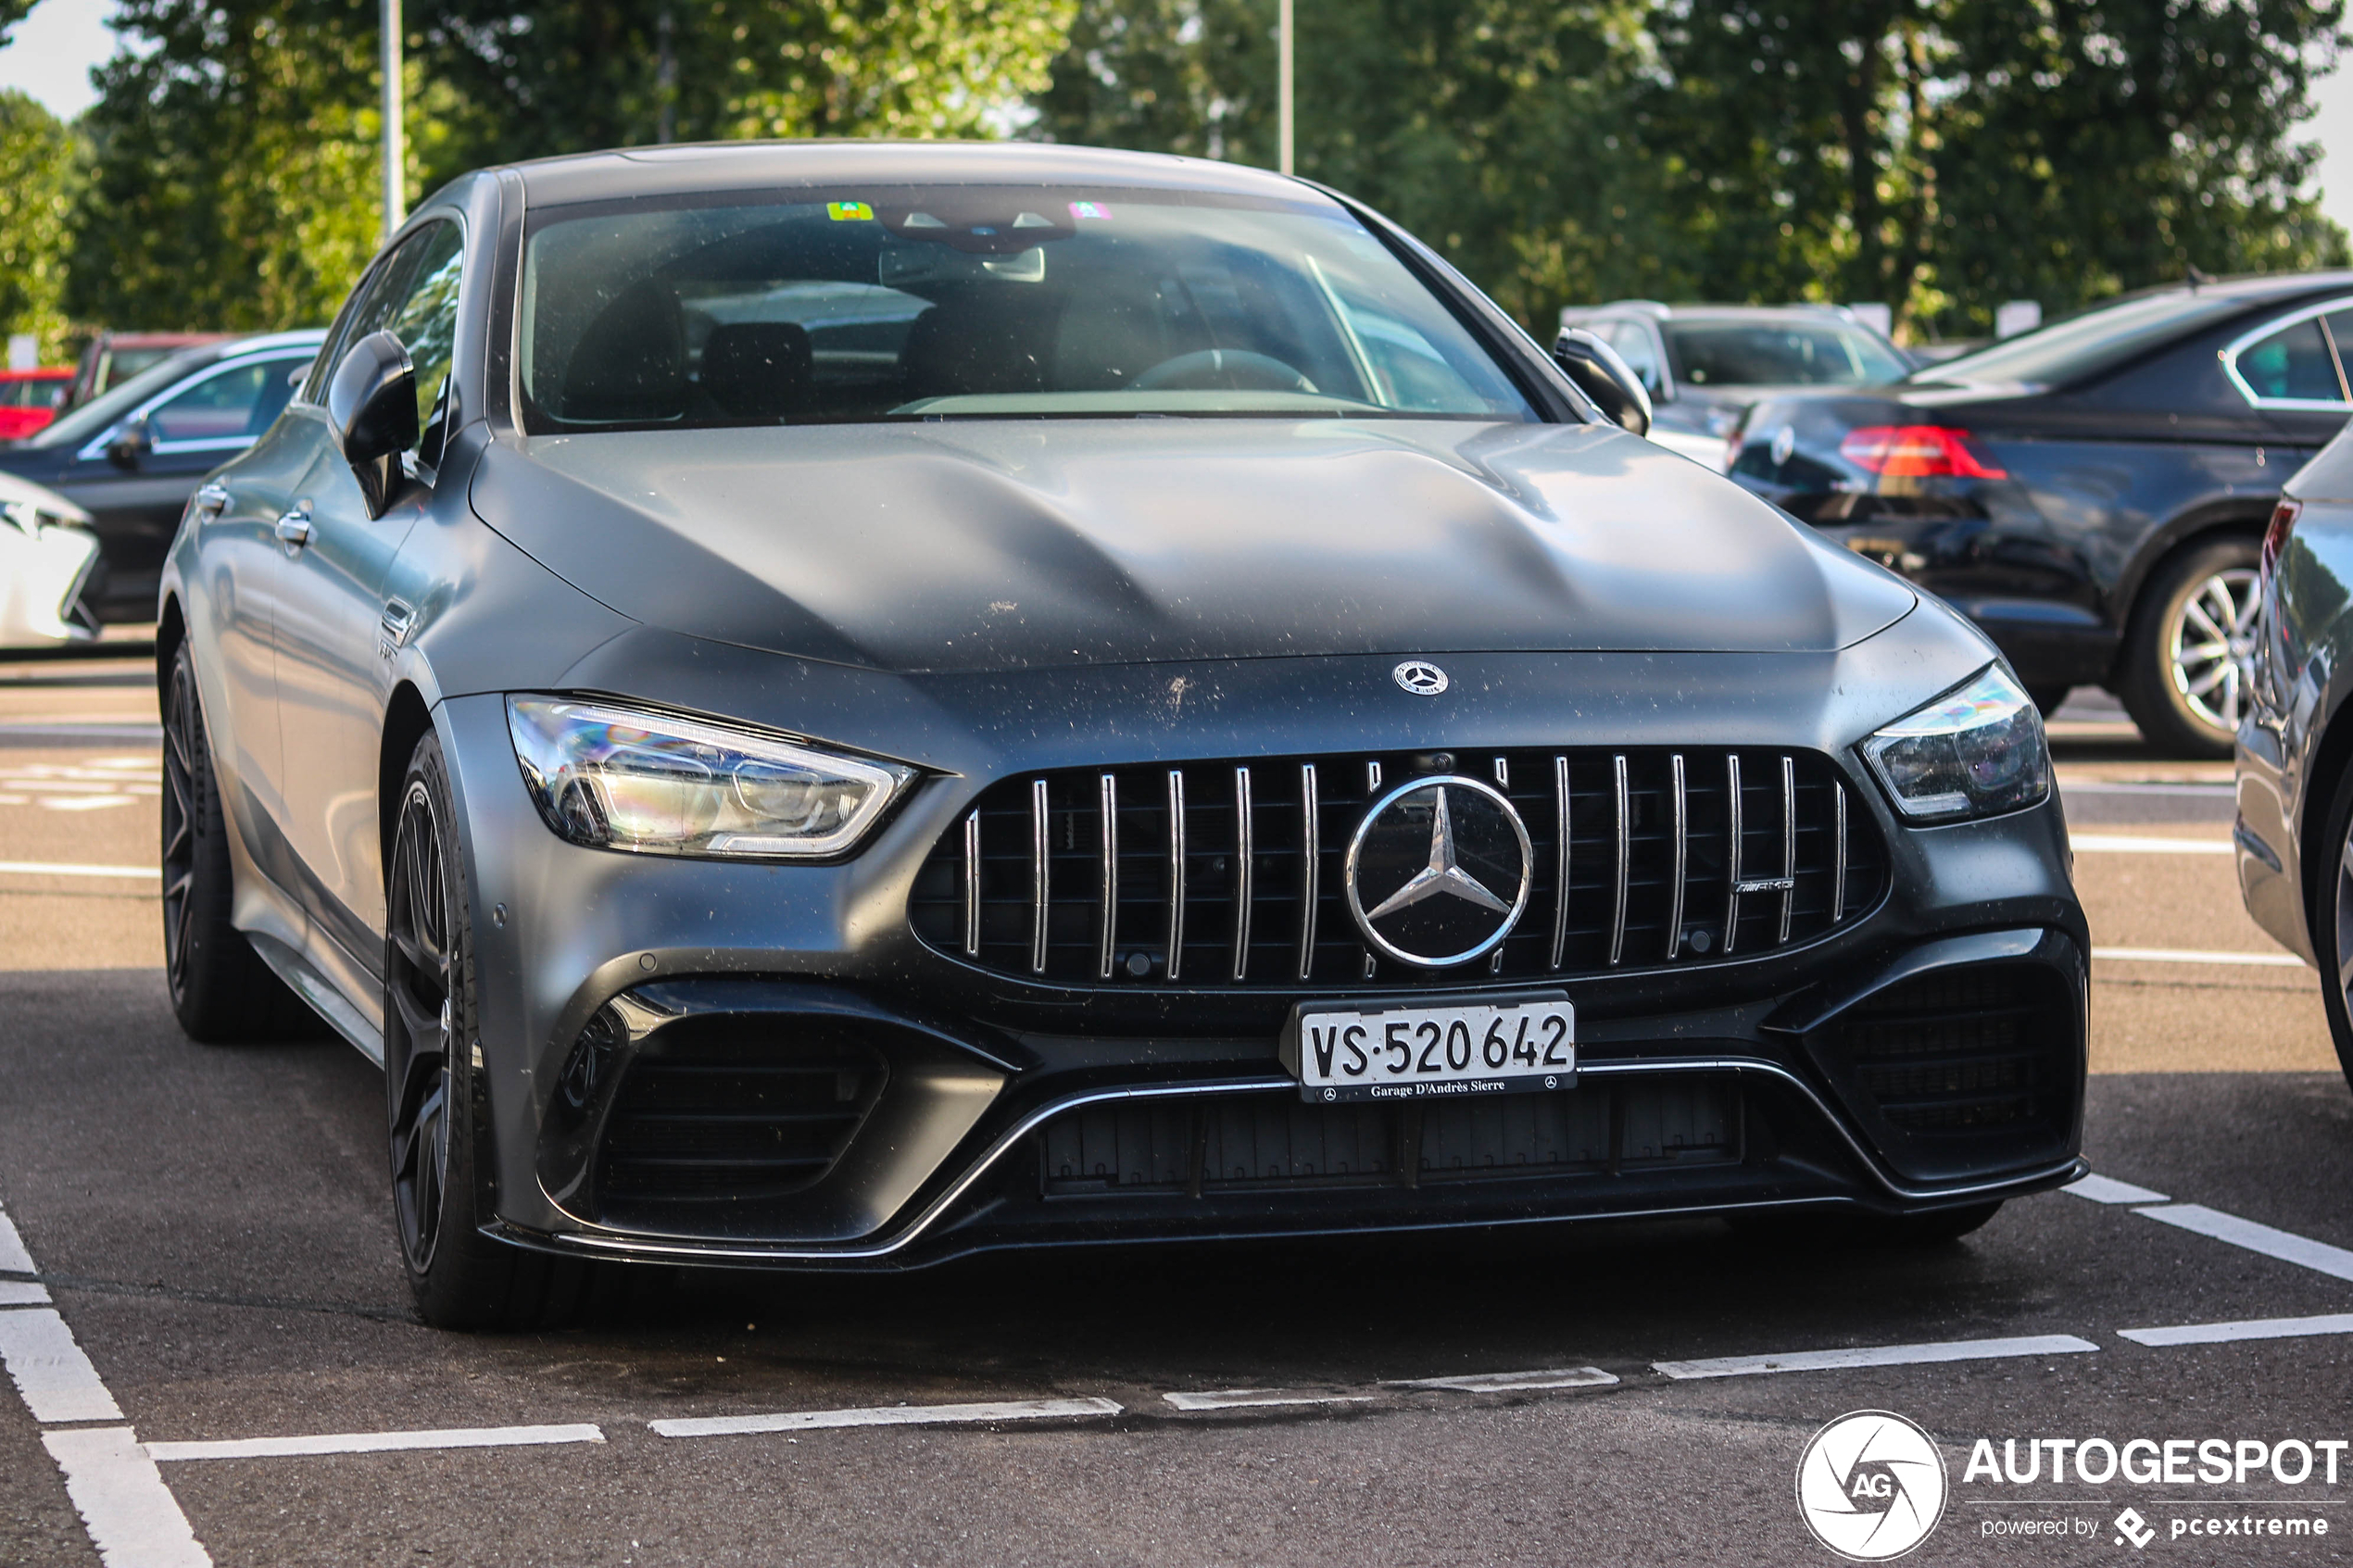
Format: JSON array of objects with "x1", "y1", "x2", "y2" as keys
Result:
[
  {"x1": 326, "y1": 330, "x2": 417, "y2": 518},
  {"x1": 1552, "y1": 329, "x2": 1653, "y2": 437},
  {"x1": 106, "y1": 416, "x2": 150, "y2": 470}
]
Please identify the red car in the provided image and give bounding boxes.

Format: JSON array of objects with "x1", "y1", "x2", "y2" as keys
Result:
[{"x1": 0, "y1": 369, "x2": 71, "y2": 441}]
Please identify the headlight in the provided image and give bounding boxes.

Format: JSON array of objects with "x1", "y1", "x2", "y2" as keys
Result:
[
  {"x1": 507, "y1": 696, "x2": 914, "y2": 859},
  {"x1": 1861, "y1": 665, "x2": 2049, "y2": 822}
]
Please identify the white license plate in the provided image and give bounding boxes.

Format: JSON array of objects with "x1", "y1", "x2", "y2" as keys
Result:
[{"x1": 1283, "y1": 993, "x2": 1574, "y2": 1104}]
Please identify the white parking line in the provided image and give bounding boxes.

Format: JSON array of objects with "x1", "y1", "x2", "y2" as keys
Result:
[
  {"x1": 2058, "y1": 781, "x2": 2234, "y2": 797},
  {"x1": 2091, "y1": 947, "x2": 2306, "y2": 969},
  {"x1": 146, "y1": 1424, "x2": 606, "y2": 1462},
  {"x1": 2135, "y1": 1204, "x2": 2353, "y2": 1284},
  {"x1": 1162, "y1": 1389, "x2": 1376, "y2": 1411},
  {"x1": 650, "y1": 1396, "x2": 1123, "y2": 1438},
  {"x1": 0, "y1": 1280, "x2": 52, "y2": 1306},
  {"x1": 1384, "y1": 1367, "x2": 1619, "y2": 1393},
  {"x1": 0, "y1": 1308, "x2": 124, "y2": 1423},
  {"x1": 43, "y1": 1429, "x2": 210, "y2": 1568},
  {"x1": 0, "y1": 1205, "x2": 36, "y2": 1273},
  {"x1": 2073, "y1": 834, "x2": 2233, "y2": 855},
  {"x1": 2119, "y1": 1313, "x2": 2353, "y2": 1348},
  {"x1": 0, "y1": 859, "x2": 160, "y2": 879},
  {"x1": 2064, "y1": 1173, "x2": 2171, "y2": 1205},
  {"x1": 1653, "y1": 1334, "x2": 2098, "y2": 1381}
]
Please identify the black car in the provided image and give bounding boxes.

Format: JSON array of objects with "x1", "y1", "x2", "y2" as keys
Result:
[
  {"x1": 1559, "y1": 303, "x2": 1914, "y2": 469},
  {"x1": 0, "y1": 331, "x2": 324, "y2": 621},
  {"x1": 2239, "y1": 423, "x2": 2353, "y2": 1085},
  {"x1": 157, "y1": 143, "x2": 2085, "y2": 1328},
  {"x1": 1729, "y1": 273, "x2": 2353, "y2": 755}
]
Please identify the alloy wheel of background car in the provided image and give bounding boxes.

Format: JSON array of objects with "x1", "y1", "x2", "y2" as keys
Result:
[
  {"x1": 2120, "y1": 537, "x2": 2262, "y2": 759},
  {"x1": 159, "y1": 642, "x2": 312, "y2": 1041},
  {"x1": 384, "y1": 730, "x2": 603, "y2": 1330}
]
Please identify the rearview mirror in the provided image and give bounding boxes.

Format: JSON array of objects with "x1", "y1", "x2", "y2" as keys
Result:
[
  {"x1": 326, "y1": 330, "x2": 417, "y2": 518},
  {"x1": 1552, "y1": 330, "x2": 1653, "y2": 438},
  {"x1": 105, "y1": 416, "x2": 150, "y2": 470}
]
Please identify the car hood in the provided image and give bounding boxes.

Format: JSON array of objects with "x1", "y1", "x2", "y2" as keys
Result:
[{"x1": 471, "y1": 418, "x2": 1916, "y2": 674}]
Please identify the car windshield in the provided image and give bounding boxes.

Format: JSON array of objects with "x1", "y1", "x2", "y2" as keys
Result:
[
  {"x1": 29, "y1": 350, "x2": 213, "y2": 448},
  {"x1": 1908, "y1": 292, "x2": 2254, "y2": 389},
  {"x1": 1664, "y1": 320, "x2": 1907, "y2": 387},
  {"x1": 519, "y1": 186, "x2": 1539, "y2": 431}
]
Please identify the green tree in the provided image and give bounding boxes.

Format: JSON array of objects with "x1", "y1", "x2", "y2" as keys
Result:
[{"x1": 0, "y1": 92, "x2": 74, "y2": 358}]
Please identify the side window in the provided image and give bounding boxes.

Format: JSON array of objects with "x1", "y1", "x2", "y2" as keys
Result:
[
  {"x1": 305, "y1": 218, "x2": 465, "y2": 463},
  {"x1": 2236, "y1": 318, "x2": 2347, "y2": 404},
  {"x1": 149, "y1": 363, "x2": 272, "y2": 445},
  {"x1": 1607, "y1": 323, "x2": 1663, "y2": 393}
]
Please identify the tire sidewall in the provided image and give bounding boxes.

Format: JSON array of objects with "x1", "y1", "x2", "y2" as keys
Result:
[{"x1": 2311, "y1": 762, "x2": 2353, "y2": 1093}]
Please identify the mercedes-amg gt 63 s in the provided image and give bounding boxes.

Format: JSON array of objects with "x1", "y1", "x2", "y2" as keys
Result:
[{"x1": 160, "y1": 143, "x2": 2088, "y2": 1328}]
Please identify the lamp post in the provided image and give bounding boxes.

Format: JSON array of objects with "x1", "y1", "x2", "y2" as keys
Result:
[
  {"x1": 1277, "y1": 0, "x2": 1293, "y2": 175},
  {"x1": 382, "y1": 0, "x2": 405, "y2": 242}
]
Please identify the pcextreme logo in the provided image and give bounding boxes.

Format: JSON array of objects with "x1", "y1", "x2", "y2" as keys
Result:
[{"x1": 1796, "y1": 1411, "x2": 1950, "y2": 1561}]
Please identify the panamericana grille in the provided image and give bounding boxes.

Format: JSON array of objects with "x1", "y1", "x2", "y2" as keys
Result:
[
  {"x1": 909, "y1": 747, "x2": 1883, "y2": 987},
  {"x1": 1038, "y1": 1077, "x2": 1740, "y2": 1197},
  {"x1": 1831, "y1": 967, "x2": 2066, "y2": 1134}
]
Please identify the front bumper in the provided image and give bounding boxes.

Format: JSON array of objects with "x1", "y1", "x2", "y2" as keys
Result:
[{"x1": 434, "y1": 635, "x2": 2089, "y2": 1271}]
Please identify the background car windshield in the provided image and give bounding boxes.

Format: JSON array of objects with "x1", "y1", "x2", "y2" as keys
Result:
[
  {"x1": 520, "y1": 188, "x2": 1538, "y2": 429},
  {"x1": 25, "y1": 352, "x2": 208, "y2": 448},
  {"x1": 1909, "y1": 291, "x2": 2251, "y2": 388},
  {"x1": 1664, "y1": 321, "x2": 1906, "y2": 386}
]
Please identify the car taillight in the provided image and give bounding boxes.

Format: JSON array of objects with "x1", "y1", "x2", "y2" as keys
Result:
[
  {"x1": 2260, "y1": 499, "x2": 2302, "y2": 588},
  {"x1": 1837, "y1": 424, "x2": 2007, "y2": 480}
]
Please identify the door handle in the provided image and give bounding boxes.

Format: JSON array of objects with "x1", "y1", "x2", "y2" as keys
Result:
[
  {"x1": 274, "y1": 508, "x2": 314, "y2": 552},
  {"x1": 194, "y1": 483, "x2": 229, "y2": 518}
]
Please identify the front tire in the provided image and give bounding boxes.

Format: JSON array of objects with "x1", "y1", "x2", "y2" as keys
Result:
[
  {"x1": 161, "y1": 642, "x2": 313, "y2": 1041},
  {"x1": 385, "y1": 730, "x2": 599, "y2": 1330},
  {"x1": 2309, "y1": 761, "x2": 2353, "y2": 1097},
  {"x1": 2118, "y1": 538, "x2": 2260, "y2": 759}
]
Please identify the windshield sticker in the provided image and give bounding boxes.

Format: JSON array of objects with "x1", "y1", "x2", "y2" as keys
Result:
[
  {"x1": 826, "y1": 200, "x2": 875, "y2": 222},
  {"x1": 1069, "y1": 201, "x2": 1113, "y2": 221}
]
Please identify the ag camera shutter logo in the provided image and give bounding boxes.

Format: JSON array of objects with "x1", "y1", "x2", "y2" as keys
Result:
[{"x1": 1796, "y1": 1411, "x2": 1949, "y2": 1560}]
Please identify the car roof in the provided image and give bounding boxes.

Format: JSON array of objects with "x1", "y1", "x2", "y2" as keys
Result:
[
  {"x1": 213, "y1": 328, "x2": 328, "y2": 358},
  {"x1": 1572, "y1": 302, "x2": 1858, "y2": 322},
  {"x1": 507, "y1": 139, "x2": 1323, "y2": 211}
]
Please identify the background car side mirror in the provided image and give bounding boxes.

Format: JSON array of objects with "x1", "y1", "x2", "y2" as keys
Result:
[
  {"x1": 1553, "y1": 329, "x2": 1653, "y2": 437},
  {"x1": 326, "y1": 330, "x2": 417, "y2": 518},
  {"x1": 105, "y1": 416, "x2": 150, "y2": 470}
]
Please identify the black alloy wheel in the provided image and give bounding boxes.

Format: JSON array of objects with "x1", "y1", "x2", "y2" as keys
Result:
[
  {"x1": 384, "y1": 729, "x2": 611, "y2": 1329},
  {"x1": 2313, "y1": 761, "x2": 2353, "y2": 1098},
  {"x1": 160, "y1": 642, "x2": 311, "y2": 1040},
  {"x1": 2119, "y1": 536, "x2": 2262, "y2": 759}
]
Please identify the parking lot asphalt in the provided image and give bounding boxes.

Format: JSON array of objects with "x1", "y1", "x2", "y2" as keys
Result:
[{"x1": 3, "y1": 657, "x2": 2351, "y2": 1566}]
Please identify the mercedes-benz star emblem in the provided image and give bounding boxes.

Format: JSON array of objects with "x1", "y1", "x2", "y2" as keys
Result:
[
  {"x1": 1392, "y1": 660, "x2": 1449, "y2": 696},
  {"x1": 1345, "y1": 775, "x2": 1532, "y2": 968}
]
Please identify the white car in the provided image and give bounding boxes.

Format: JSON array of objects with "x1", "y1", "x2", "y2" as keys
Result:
[{"x1": 0, "y1": 470, "x2": 102, "y2": 647}]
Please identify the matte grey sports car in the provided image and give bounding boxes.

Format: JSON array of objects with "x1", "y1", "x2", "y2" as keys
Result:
[{"x1": 160, "y1": 143, "x2": 2088, "y2": 1329}]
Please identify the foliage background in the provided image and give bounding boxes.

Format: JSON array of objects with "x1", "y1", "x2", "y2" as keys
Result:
[{"x1": 2, "y1": 0, "x2": 2346, "y2": 351}]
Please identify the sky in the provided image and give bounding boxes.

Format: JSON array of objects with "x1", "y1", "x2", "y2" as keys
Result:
[{"x1": 0, "y1": 0, "x2": 2347, "y2": 238}]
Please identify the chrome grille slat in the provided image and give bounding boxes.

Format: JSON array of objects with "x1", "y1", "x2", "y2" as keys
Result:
[
  {"x1": 1029, "y1": 778, "x2": 1051, "y2": 975},
  {"x1": 1098, "y1": 773, "x2": 1119, "y2": 980},
  {"x1": 1230, "y1": 766, "x2": 1254, "y2": 982},
  {"x1": 914, "y1": 746, "x2": 1884, "y2": 989}
]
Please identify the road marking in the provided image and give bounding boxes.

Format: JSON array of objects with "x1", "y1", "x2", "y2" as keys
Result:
[
  {"x1": 2072, "y1": 834, "x2": 2233, "y2": 855},
  {"x1": 2092, "y1": 947, "x2": 2306, "y2": 969},
  {"x1": 1653, "y1": 1334, "x2": 2098, "y2": 1380},
  {"x1": 0, "y1": 1204, "x2": 36, "y2": 1272},
  {"x1": 2058, "y1": 781, "x2": 2235, "y2": 797},
  {"x1": 0, "y1": 1280, "x2": 52, "y2": 1306},
  {"x1": 1383, "y1": 1367, "x2": 1619, "y2": 1393},
  {"x1": 0, "y1": 1308, "x2": 125, "y2": 1423},
  {"x1": 146, "y1": 1424, "x2": 606, "y2": 1462},
  {"x1": 2119, "y1": 1313, "x2": 2353, "y2": 1348},
  {"x1": 650, "y1": 1396, "x2": 1122, "y2": 1439},
  {"x1": 42, "y1": 1428, "x2": 211, "y2": 1568},
  {"x1": 1162, "y1": 1388, "x2": 1376, "y2": 1411},
  {"x1": 0, "y1": 859, "x2": 159, "y2": 879},
  {"x1": 2135, "y1": 1204, "x2": 2353, "y2": 1284},
  {"x1": 2065, "y1": 1173, "x2": 2171, "y2": 1205}
]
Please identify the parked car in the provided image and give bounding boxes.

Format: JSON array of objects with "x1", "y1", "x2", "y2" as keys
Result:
[
  {"x1": 1728, "y1": 272, "x2": 2353, "y2": 755},
  {"x1": 67, "y1": 331, "x2": 233, "y2": 408},
  {"x1": 0, "y1": 368, "x2": 73, "y2": 441},
  {"x1": 0, "y1": 331, "x2": 322, "y2": 621},
  {"x1": 160, "y1": 143, "x2": 2084, "y2": 1329},
  {"x1": 0, "y1": 470, "x2": 101, "y2": 646},
  {"x1": 1558, "y1": 303, "x2": 1913, "y2": 469},
  {"x1": 2237, "y1": 420, "x2": 2353, "y2": 1086}
]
